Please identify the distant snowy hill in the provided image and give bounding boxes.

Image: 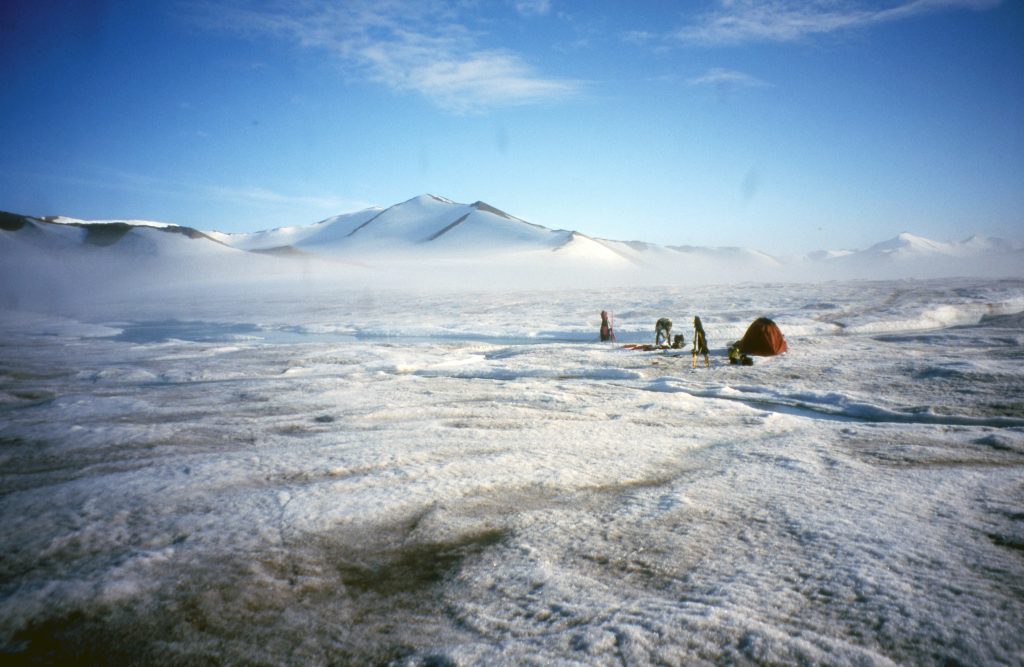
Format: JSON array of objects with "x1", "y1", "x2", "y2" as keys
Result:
[
  {"x1": 0, "y1": 211, "x2": 234, "y2": 256},
  {"x1": 0, "y1": 211, "x2": 269, "y2": 307},
  {"x1": 806, "y1": 231, "x2": 1023, "y2": 262},
  {"x1": 798, "y1": 231, "x2": 1024, "y2": 280},
  {"x1": 211, "y1": 195, "x2": 581, "y2": 258},
  {"x1": 2, "y1": 198, "x2": 1022, "y2": 292},
  {"x1": 206, "y1": 195, "x2": 1023, "y2": 280},
  {"x1": 867, "y1": 232, "x2": 952, "y2": 256},
  {"x1": 208, "y1": 194, "x2": 793, "y2": 274},
  {"x1": 204, "y1": 207, "x2": 385, "y2": 254}
]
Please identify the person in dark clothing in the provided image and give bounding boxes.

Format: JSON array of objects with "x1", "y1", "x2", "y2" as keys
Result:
[
  {"x1": 655, "y1": 318, "x2": 672, "y2": 346},
  {"x1": 600, "y1": 310, "x2": 615, "y2": 342},
  {"x1": 693, "y1": 316, "x2": 709, "y2": 368}
]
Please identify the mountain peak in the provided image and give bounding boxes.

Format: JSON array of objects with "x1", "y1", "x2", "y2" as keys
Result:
[
  {"x1": 417, "y1": 194, "x2": 456, "y2": 205},
  {"x1": 867, "y1": 232, "x2": 946, "y2": 255}
]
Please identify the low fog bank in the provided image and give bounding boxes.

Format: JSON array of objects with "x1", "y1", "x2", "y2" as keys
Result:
[
  {"x1": 4, "y1": 201, "x2": 1023, "y2": 319},
  {"x1": 4, "y1": 243, "x2": 1023, "y2": 326},
  {"x1": 783, "y1": 252, "x2": 1024, "y2": 283}
]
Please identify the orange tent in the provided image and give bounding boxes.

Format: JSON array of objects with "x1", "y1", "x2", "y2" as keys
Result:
[{"x1": 738, "y1": 318, "x2": 788, "y2": 356}]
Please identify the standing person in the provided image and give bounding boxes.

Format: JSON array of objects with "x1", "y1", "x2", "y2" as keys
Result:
[
  {"x1": 600, "y1": 310, "x2": 615, "y2": 342},
  {"x1": 693, "y1": 316, "x2": 709, "y2": 367}
]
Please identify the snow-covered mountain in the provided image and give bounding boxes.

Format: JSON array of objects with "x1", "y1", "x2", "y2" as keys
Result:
[
  {"x1": 0, "y1": 210, "x2": 265, "y2": 307},
  {"x1": 865, "y1": 232, "x2": 954, "y2": 256},
  {"x1": 210, "y1": 194, "x2": 617, "y2": 261},
  {"x1": 798, "y1": 231, "x2": 1024, "y2": 280},
  {"x1": 203, "y1": 194, "x2": 797, "y2": 274},
  {"x1": 1, "y1": 198, "x2": 1021, "y2": 291},
  {"x1": 803, "y1": 231, "x2": 1023, "y2": 262},
  {"x1": 207, "y1": 197, "x2": 1023, "y2": 277},
  {"x1": 0, "y1": 211, "x2": 235, "y2": 256}
]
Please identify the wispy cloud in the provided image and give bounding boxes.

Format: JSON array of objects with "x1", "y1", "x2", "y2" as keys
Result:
[
  {"x1": 513, "y1": 0, "x2": 552, "y2": 17},
  {"x1": 41, "y1": 165, "x2": 365, "y2": 217},
  {"x1": 675, "y1": 0, "x2": 1002, "y2": 46},
  {"x1": 204, "y1": 184, "x2": 360, "y2": 211},
  {"x1": 688, "y1": 67, "x2": 771, "y2": 89},
  {"x1": 622, "y1": 30, "x2": 657, "y2": 46},
  {"x1": 188, "y1": 1, "x2": 579, "y2": 113}
]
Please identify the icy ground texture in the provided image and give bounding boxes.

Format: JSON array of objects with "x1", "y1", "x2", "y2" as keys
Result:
[{"x1": 2, "y1": 279, "x2": 1023, "y2": 665}]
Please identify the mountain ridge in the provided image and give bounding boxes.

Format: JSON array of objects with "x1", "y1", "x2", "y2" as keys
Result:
[{"x1": 2, "y1": 196, "x2": 1021, "y2": 284}]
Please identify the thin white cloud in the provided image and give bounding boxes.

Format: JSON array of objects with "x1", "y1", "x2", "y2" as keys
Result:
[
  {"x1": 688, "y1": 67, "x2": 771, "y2": 88},
  {"x1": 514, "y1": 0, "x2": 552, "y2": 17},
  {"x1": 189, "y1": 1, "x2": 579, "y2": 112},
  {"x1": 622, "y1": 30, "x2": 657, "y2": 45},
  {"x1": 43, "y1": 165, "x2": 364, "y2": 216},
  {"x1": 204, "y1": 184, "x2": 359, "y2": 211},
  {"x1": 675, "y1": 0, "x2": 1002, "y2": 46}
]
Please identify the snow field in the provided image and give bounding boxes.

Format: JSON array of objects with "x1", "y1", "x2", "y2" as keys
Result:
[{"x1": 1, "y1": 278, "x2": 1023, "y2": 664}]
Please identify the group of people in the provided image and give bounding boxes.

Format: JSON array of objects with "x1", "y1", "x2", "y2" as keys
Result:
[
  {"x1": 600, "y1": 312, "x2": 710, "y2": 368},
  {"x1": 653, "y1": 316, "x2": 710, "y2": 368},
  {"x1": 601, "y1": 311, "x2": 788, "y2": 367}
]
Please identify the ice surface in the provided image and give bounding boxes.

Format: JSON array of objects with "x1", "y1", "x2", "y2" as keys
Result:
[{"x1": 1, "y1": 278, "x2": 1023, "y2": 665}]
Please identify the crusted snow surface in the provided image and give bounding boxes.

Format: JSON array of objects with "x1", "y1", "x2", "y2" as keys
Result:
[{"x1": 1, "y1": 278, "x2": 1023, "y2": 665}]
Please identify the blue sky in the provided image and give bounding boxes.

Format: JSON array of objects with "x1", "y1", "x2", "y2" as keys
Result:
[{"x1": 1, "y1": 0, "x2": 1021, "y2": 253}]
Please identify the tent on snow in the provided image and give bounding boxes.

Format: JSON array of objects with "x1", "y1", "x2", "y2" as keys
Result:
[{"x1": 737, "y1": 317, "x2": 788, "y2": 356}]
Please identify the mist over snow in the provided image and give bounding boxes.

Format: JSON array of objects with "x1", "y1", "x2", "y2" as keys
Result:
[
  {"x1": 202, "y1": 194, "x2": 1024, "y2": 285},
  {"x1": 2, "y1": 195, "x2": 1021, "y2": 306},
  {"x1": 1, "y1": 200, "x2": 1024, "y2": 665}
]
